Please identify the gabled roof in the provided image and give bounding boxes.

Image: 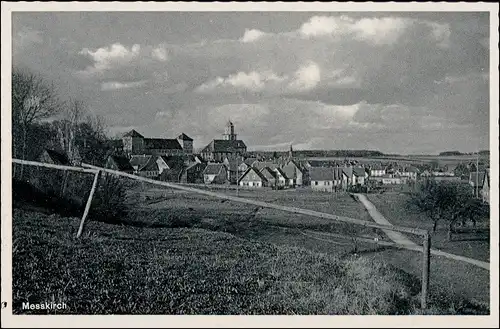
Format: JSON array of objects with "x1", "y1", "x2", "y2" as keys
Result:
[
  {"x1": 333, "y1": 167, "x2": 345, "y2": 180},
  {"x1": 370, "y1": 164, "x2": 386, "y2": 171},
  {"x1": 130, "y1": 155, "x2": 152, "y2": 168},
  {"x1": 254, "y1": 161, "x2": 279, "y2": 171},
  {"x1": 143, "y1": 138, "x2": 183, "y2": 150},
  {"x1": 261, "y1": 167, "x2": 277, "y2": 180},
  {"x1": 239, "y1": 167, "x2": 268, "y2": 183},
  {"x1": 139, "y1": 156, "x2": 159, "y2": 172},
  {"x1": 307, "y1": 160, "x2": 338, "y2": 168},
  {"x1": 159, "y1": 155, "x2": 185, "y2": 169},
  {"x1": 275, "y1": 167, "x2": 289, "y2": 180},
  {"x1": 43, "y1": 149, "x2": 70, "y2": 166},
  {"x1": 342, "y1": 167, "x2": 353, "y2": 177},
  {"x1": 203, "y1": 163, "x2": 225, "y2": 175},
  {"x1": 202, "y1": 139, "x2": 247, "y2": 153},
  {"x1": 352, "y1": 167, "x2": 366, "y2": 177},
  {"x1": 109, "y1": 155, "x2": 134, "y2": 172},
  {"x1": 406, "y1": 166, "x2": 420, "y2": 173},
  {"x1": 309, "y1": 167, "x2": 334, "y2": 181},
  {"x1": 177, "y1": 133, "x2": 193, "y2": 141},
  {"x1": 244, "y1": 157, "x2": 258, "y2": 166},
  {"x1": 123, "y1": 129, "x2": 144, "y2": 138}
]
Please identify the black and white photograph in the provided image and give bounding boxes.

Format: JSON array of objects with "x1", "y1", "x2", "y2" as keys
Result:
[{"x1": 1, "y1": 2, "x2": 498, "y2": 328}]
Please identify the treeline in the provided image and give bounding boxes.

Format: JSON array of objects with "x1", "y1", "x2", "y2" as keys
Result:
[
  {"x1": 439, "y1": 150, "x2": 490, "y2": 156},
  {"x1": 12, "y1": 67, "x2": 113, "y2": 167},
  {"x1": 247, "y1": 149, "x2": 385, "y2": 159}
]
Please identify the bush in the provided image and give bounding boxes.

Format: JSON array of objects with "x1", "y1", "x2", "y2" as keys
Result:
[{"x1": 90, "y1": 173, "x2": 128, "y2": 223}]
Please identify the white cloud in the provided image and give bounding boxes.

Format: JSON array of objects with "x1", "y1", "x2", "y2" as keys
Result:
[
  {"x1": 426, "y1": 22, "x2": 451, "y2": 48},
  {"x1": 299, "y1": 15, "x2": 412, "y2": 45},
  {"x1": 101, "y1": 80, "x2": 147, "y2": 91},
  {"x1": 151, "y1": 45, "x2": 168, "y2": 61},
  {"x1": 240, "y1": 29, "x2": 267, "y2": 43},
  {"x1": 195, "y1": 70, "x2": 287, "y2": 92},
  {"x1": 288, "y1": 61, "x2": 321, "y2": 91},
  {"x1": 78, "y1": 42, "x2": 169, "y2": 77}
]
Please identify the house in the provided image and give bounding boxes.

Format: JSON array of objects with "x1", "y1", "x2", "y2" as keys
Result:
[
  {"x1": 400, "y1": 166, "x2": 419, "y2": 180},
  {"x1": 39, "y1": 149, "x2": 71, "y2": 166},
  {"x1": 482, "y1": 169, "x2": 490, "y2": 204},
  {"x1": 137, "y1": 156, "x2": 160, "y2": 178},
  {"x1": 352, "y1": 167, "x2": 368, "y2": 186},
  {"x1": 223, "y1": 156, "x2": 243, "y2": 184},
  {"x1": 129, "y1": 155, "x2": 153, "y2": 173},
  {"x1": 122, "y1": 129, "x2": 185, "y2": 156},
  {"x1": 200, "y1": 121, "x2": 247, "y2": 162},
  {"x1": 177, "y1": 133, "x2": 193, "y2": 154},
  {"x1": 469, "y1": 171, "x2": 489, "y2": 202},
  {"x1": 105, "y1": 155, "x2": 134, "y2": 174},
  {"x1": 369, "y1": 164, "x2": 386, "y2": 177},
  {"x1": 260, "y1": 167, "x2": 277, "y2": 187},
  {"x1": 274, "y1": 168, "x2": 289, "y2": 187},
  {"x1": 282, "y1": 160, "x2": 304, "y2": 187},
  {"x1": 381, "y1": 175, "x2": 407, "y2": 185},
  {"x1": 253, "y1": 161, "x2": 280, "y2": 171},
  {"x1": 203, "y1": 163, "x2": 228, "y2": 184},
  {"x1": 157, "y1": 155, "x2": 185, "y2": 182},
  {"x1": 309, "y1": 167, "x2": 335, "y2": 192},
  {"x1": 180, "y1": 162, "x2": 206, "y2": 184},
  {"x1": 238, "y1": 167, "x2": 268, "y2": 188}
]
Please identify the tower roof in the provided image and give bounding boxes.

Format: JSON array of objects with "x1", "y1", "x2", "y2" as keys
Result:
[
  {"x1": 177, "y1": 133, "x2": 193, "y2": 141},
  {"x1": 123, "y1": 129, "x2": 144, "y2": 138}
]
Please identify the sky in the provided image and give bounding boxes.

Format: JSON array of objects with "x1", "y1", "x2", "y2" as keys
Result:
[{"x1": 12, "y1": 11, "x2": 490, "y2": 154}]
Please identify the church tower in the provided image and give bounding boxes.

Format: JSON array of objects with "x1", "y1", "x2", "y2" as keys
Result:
[
  {"x1": 288, "y1": 144, "x2": 293, "y2": 160},
  {"x1": 222, "y1": 120, "x2": 237, "y2": 141}
]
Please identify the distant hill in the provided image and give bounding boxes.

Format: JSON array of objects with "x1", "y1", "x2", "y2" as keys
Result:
[
  {"x1": 439, "y1": 151, "x2": 464, "y2": 156},
  {"x1": 247, "y1": 149, "x2": 385, "y2": 159}
]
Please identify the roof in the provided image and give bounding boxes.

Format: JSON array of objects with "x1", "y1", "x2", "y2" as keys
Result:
[
  {"x1": 202, "y1": 139, "x2": 247, "y2": 153},
  {"x1": 254, "y1": 161, "x2": 279, "y2": 171},
  {"x1": 261, "y1": 167, "x2": 277, "y2": 180},
  {"x1": 406, "y1": 166, "x2": 419, "y2": 173},
  {"x1": 239, "y1": 167, "x2": 268, "y2": 183},
  {"x1": 109, "y1": 155, "x2": 134, "y2": 171},
  {"x1": 244, "y1": 157, "x2": 258, "y2": 166},
  {"x1": 177, "y1": 133, "x2": 193, "y2": 141},
  {"x1": 123, "y1": 129, "x2": 144, "y2": 138},
  {"x1": 342, "y1": 167, "x2": 353, "y2": 177},
  {"x1": 143, "y1": 138, "x2": 183, "y2": 150},
  {"x1": 352, "y1": 167, "x2": 366, "y2": 177},
  {"x1": 309, "y1": 167, "x2": 334, "y2": 181},
  {"x1": 307, "y1": 160, "x2": 338, "y2": 168},
  {"x1": 370, "y1": 164, "x2": 386, "y2": 171},
  {"x1": 159, "y1": 155, "x2": 185, "y2": 169},
  {"x1": 275, "y1": 167, "x2": 289, "y2": 180},
  {"x1": 43, "y1": 149, "x2": 70, "y2": 165},
  {"x1": 470, "y1": 172, "x2": 486, "y2": 188},
  {"x1": 139, "y1": 156, "x2": 159, "y2": 172},
  {"x1": 203, "y1": 163, "x2": 225, "y2": 175},
  {"x1": 130, "y1": 155, "x2": 152, "y2": 168}
]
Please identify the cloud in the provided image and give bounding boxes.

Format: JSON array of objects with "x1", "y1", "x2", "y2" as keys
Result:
[
  {"x1": 288, "y1": 61, "x2": 321, "y2": 91},
  {"x1": 195, "y1": 70, "x2": 287, "y2": 93},
  {"x1": 299, "y1": 15, "x2": 413, "y2": 45},
  {"x1": 240, "y1": 29, "x2": 267, "y2": 43},
  {"x1": 101, "y1": 80, "x2": 147, "y2": 91},
  {"x1": 77, "y1": 42, "x2": 170, "y2": 79}
]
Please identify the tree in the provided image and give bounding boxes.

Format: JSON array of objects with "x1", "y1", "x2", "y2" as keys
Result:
[
  {"x1": 12, "y1": 68, "x2": 61, "y2": 177},
  {"x1": 407, "y1": 181, "x2": 482, "y2": 241}
]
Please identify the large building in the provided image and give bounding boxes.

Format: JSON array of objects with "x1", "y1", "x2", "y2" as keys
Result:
[
  {"x1": 201, "y1": 121, "x2": 247, "y2": 162},
  {"x1": 122, "y1": 130, "x2": 193, "y2": 156}
]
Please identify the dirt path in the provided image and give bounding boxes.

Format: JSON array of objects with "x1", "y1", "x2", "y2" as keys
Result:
[{"x1": 354, "y1": 193, "x2": 490, "y2": 270}]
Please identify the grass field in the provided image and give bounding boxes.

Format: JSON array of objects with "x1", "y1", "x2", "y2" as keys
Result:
[
  {"x1": 366, "y1": 192, "x2": 490, "y2": 262},
  {"x1": 12, "y1": 207, "x2": 489, "y2": 315},
  {"x1": 11, "y1": 177, "x2": 491, "y2": 315}
]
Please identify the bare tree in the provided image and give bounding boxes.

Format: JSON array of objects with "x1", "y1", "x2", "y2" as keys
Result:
[{"x1": 12, "y1": 68, "x2": 61, "y2": 177}]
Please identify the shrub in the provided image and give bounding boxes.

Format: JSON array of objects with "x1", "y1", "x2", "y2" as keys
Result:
[{"x1": 90, "y1": 173, "x2": 128, "y2": 223}]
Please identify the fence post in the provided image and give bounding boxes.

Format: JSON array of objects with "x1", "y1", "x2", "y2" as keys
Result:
[
  {"x1": 76, "y1": 170, "x2": 101, "y2": 239},
  {"x1": 421, "y1": 232, "x2": 431, "y2": 309},
  {"x1": 60, "y1": 170, "x2": 69, "y2": 197}
]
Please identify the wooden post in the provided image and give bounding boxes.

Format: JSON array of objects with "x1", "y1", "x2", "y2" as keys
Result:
[
  {"x1": 421, "y1": 232, "x2": 431, "y2": 309},
  {"x1": 60, "y1": 170, "x2": 69, "y2": 197},
  {"x1": 76, "y1": 170, "x2": 101, "y2": 239}
]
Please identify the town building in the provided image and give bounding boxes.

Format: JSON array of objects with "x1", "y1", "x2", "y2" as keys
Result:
[
  {"x1": 105, "y1": 155, "x2": 134, "y2": 174},
  {"x1": 309, "y1": 167, "x2": 347, "y2": 192},
  {"x1": 238, "y1": 167, "x2": 268, "y2": 188},
  {"x1": 180, "y1": 162, "x2": 206, "y2": 184},
  {"x1": 39, "y1": 149, "x2": 71, "y2": 166},
  {"x1": 203, "y1": 163, "x2": 228, "y2": 184},
  {"x1": 200, "y1": 121, "x2": 247, "y2": 162},
  {"x1": 177, "y1": 133, "x2": 194, "y2": 154},
  {"x1": 122, "y1": 129, "x2": 188, "y2": 156}
]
